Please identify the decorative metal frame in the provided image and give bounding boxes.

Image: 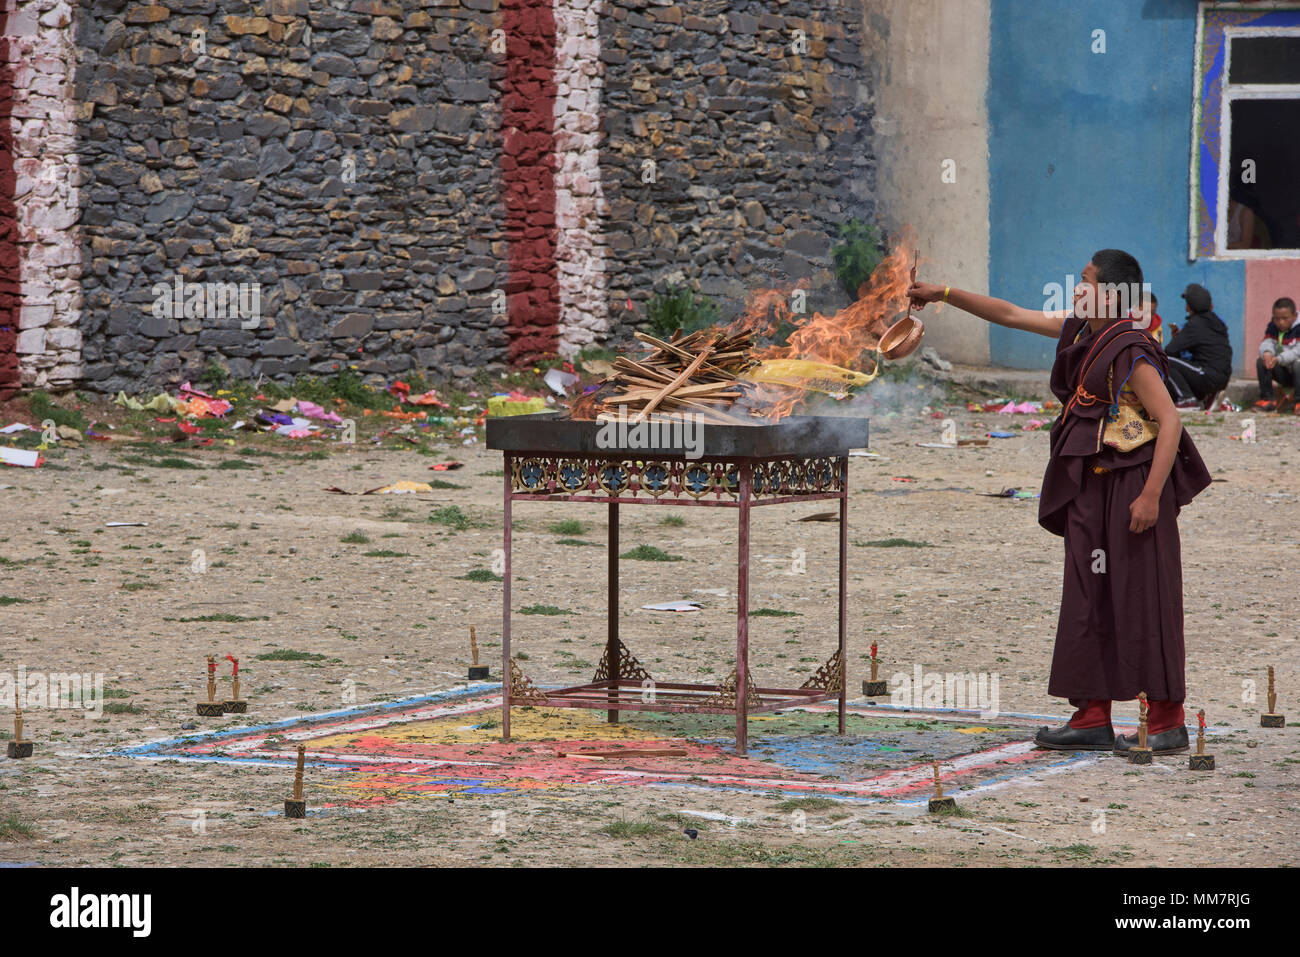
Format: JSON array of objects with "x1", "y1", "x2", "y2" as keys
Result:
[{"x1": 499, "y1": 451, "x2": 852, "y2": 755}]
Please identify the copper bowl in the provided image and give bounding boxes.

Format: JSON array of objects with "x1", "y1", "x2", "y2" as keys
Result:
[{"x1": 878, "y1": 314, "x2": 925, "y2": 360}]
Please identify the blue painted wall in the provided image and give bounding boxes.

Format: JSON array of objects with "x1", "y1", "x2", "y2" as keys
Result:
[{"x1": 988, "y1": 0, "x2": 1245, "y2": 370}]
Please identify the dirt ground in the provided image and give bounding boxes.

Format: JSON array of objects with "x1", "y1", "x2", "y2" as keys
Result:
[{"x1": 0, "y1": 383, "x2": 1296, "y2": 868}]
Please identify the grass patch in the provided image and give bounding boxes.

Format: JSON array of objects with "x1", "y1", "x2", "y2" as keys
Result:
[
  {"x1": 427, "y1": 479, "x2": 465, "y2": 490},
  {"x1": 458, "y1": 569, "x2": 503, "y2": 582},
  {"x1": 362, "y1": 549, "x2": 409, "y2": 558},
  {"x1": 428, "y1": 506, "x2": 472, "y2": 531},
  {"x1": 165, "y1": 613, "x2": 269, "y2": 623},
  {"x1": 556, "y1": 538, "x2": 601, "y2": 547},
  {"x1": 751, "y1": 608, "x2": 799, "y2": 617},
  {"x1": 0, "y1": 814, "x2": 37, "y2": 841},
  {"x1": 0, "y1": 596, "x2": 30, "y2": 606},
  {"x1": 255, "y1": 649, "x2": 327, "y2": 662},
  {"x1": 340, "y1": 531, "x2": 371, "y2": 544},
  {"x1": 103, "y1": 701, "x2": 143, "y2": 715},
  {"x1": 519, "y1": 604, "x2": 568, "y2": 616},
  {"x1": 856, "y1": 538, "x2": 933, "y2": 548},
  {"x1": 620, "y1": 545, "x2": 683, "y2": 562},
  {"x1": 658, "y1": 515, "x2": 686, "y2": 527},
  {"x1": 773, "y1": 797, "x2": 839, "y2": 812},
  {"x1": 216, "y1": 459, "x2": 258, "y2": 470},
  {"x1": 549, "y1": 519, "x2": 587, "y2": 536},
  {"x1": 28, "y1": 390, "x2": 87, "y2": 431},
  {"x1": 153, "y1": 457, "x2": 205, "y2": 470}
]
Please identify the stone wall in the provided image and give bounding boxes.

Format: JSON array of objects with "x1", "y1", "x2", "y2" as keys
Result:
[
  {"x1": 74, "y1": 0, "x2": 506, "y2": 393},
  {"x1": 3, "y1": 0, "x2": 874, "y2": 394},
  {"x1": 3, "y1": 0, "x2": 83, "y2": 395},
  {"x1": 599, "y1": 0, "x2": 873, "y2": 336}
]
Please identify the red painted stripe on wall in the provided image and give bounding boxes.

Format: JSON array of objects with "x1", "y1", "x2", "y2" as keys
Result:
[
  {"x1": 501, "y1": 0, "x2": 559, "y2": 366},
  {"x1": 0, "y1": 11, "x2": 20, "y2": 400}
]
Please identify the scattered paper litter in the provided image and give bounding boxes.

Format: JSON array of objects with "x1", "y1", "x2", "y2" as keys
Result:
[
  {"x1": 105, "y1": 521, "x2": 148, "y2": 527},
  {"x1": 0, "y1": 447, "x2": 41, "y2": 468},
  {"x1": 370, "y1": 481, "x2": 434, "y2": 495},
  {"x1": 640, "y1": 601, "x2": 702, "y2": 612},
  {"x1": 543, "y1": 367, "x2": 580, "y2": 396},
  {"x1": 0, "y1": 423, "x2": 32, "y2": 434}
]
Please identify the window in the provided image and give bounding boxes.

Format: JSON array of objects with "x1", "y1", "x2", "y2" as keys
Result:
[
  {"x1": 1191, "y1": 6, "x2": 1300, "y2": 260},
  {"x1": 1219, "y1": 31, "x2": 1300, "y2": 254}
]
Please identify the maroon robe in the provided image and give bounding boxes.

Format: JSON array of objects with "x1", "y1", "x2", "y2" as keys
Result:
[{"x1": 1039, "y1": 315, "x2": 1211, "y2": 703}]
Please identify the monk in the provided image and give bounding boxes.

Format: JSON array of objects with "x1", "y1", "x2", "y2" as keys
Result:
[{"x1": 907, "y1": 249, "x2": 1211, "y2": 753}]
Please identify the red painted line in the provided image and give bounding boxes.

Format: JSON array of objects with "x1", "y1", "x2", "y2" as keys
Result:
[{"x1": 501, "y1": 0, "x2": 559, "y2": 365}]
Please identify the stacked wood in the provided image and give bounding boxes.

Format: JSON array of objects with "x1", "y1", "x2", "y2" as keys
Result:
[{"x1": 599, "y1": 330, "x2": 760, "y2": 424}]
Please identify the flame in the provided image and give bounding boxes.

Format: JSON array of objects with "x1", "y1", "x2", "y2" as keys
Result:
[
  {"x1": 571, "y1": 235, "x2": 919, "y2": 422},
  {"x1": 725, "y1": 235, "x2": 918, "y2": 418}
]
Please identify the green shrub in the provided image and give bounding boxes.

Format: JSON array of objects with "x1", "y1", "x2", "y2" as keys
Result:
[
  {"x1": 831, "y1": 218, "x2": 885, "y2": 299},
  {"x1": 645, "y1": 285, "x2": 720, "y2": 339}
]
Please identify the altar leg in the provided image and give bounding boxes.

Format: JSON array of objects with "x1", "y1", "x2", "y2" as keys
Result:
[
  {"x1": 838, "y1": 477, "x2": 848, "y2": 734},
  {"x1": 501, "y1": 460, "x2": 512, "y2": 743},
  {"x1": 736, "y1": 463, "x2": 752, "y2": 755},
  {"x1": 607, "y1": 500, "x2": 619, "y2": 724}
]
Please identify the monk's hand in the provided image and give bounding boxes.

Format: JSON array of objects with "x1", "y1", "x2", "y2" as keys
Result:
[
  {"x1": 906, "y1": 282, "x2": 945, "y2": 308},
  {"x1": 1128, "y1": 490, "x2": 1159, "y2": 534}
]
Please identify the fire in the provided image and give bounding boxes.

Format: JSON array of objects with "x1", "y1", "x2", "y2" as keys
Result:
[
  {"x1": 569, "y1": 236, "x2": 920, "y2": 423},
  {"x1": 728, "y1": 237, "x2": 915, "y2": 368},
  {"x1": 723, "y1": 236, "x2": 919, "y2": 418}
]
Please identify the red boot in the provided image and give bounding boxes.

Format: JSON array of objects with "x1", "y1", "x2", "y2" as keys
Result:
[
  {"x1": 1068, "y1": 698, "x2": 1112, "y2": 729},
  {"x1": 1146, "y1": 699, "x2": 1185, "y2": 734}
]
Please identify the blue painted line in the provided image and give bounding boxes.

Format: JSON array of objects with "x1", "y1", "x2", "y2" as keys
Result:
[{"x1": 111, "y1": 683, "x2": 500, "y2": 757}]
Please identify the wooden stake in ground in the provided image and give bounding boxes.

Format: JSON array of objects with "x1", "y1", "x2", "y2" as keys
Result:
[
  {"x1": 927, "y1": 760, "x2": 956, "y2": 813},
  {"x1": 1129, "y1": 692, "x2": 1153, "y2": 764},
  {"x1": 468, "y1": 625, "x2": 489, "y2": 680},
  {"x1": 7, "y1": 684, "x2": 33, "y2": 759},
  {"x1": 862, "y1": 641, "x2": 887, "y2": 697},
  {"x1": 1261, "y1": 666, "x2": 1285, "y2": 727},
  {"x1": 284, "y1": 744, "x2": 307, "y2": 818},
  {"x1": 197, "y1": 655, "x2": 224, "y2": 717},
  {"x1": 1189, "y1": 708, "x2": 1215, "y2": 771},
  {"x1": 223, "y1": 654, "x2": 247, "y2": 714}
]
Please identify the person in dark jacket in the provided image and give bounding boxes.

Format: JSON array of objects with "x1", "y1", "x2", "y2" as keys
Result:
[{"x1": 1163, "y1": 284, "x2": 1233, "y2": 408}]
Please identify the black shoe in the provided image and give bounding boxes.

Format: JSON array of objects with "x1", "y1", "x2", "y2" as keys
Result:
[
  {"x1": 1113, "y1": 725, "x2": 1189, "y2": 755},
  {"x1": 1033, "y1": 723, "x2": 1116, "y2": 751}
]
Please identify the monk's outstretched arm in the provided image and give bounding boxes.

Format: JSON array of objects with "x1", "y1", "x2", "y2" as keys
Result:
[
  {"x1": 905, "y1": 282, "x2": 1065, "y2": 339},
  {"x1": 1127, "y1": 360, "x2": 1182, "y2": 534}
]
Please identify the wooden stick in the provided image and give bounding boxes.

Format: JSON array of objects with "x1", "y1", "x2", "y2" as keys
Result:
[
  {"x1": 633, "y1": 343, "x2": 715, "y2": 423},
  {"x1": 13, "y1": 686, "x2": 22, "y2": 744},
  {"x1": 293, "y1": 744, "x2": 305, "y2": 801}
]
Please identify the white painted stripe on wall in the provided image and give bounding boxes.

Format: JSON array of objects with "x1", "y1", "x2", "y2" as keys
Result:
[
  {"x1": 553, "y1": 0, "x2": 609, "y2": 358},
  {"x1": 7, "y1": 0, "x2": 82, "y2": 389}
]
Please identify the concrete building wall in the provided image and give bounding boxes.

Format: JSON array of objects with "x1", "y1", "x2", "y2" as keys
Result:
[
  {"x1": 861, "y1": 0, "x2": 992, "y2": 366},
  {"x1": 987, "y1": 0, "x2": 1246, "y2": 371}
]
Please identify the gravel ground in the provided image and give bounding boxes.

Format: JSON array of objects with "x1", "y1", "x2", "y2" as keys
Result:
[{"x1": 0, "y1": 390, "x2": 1295, "y2": 867}]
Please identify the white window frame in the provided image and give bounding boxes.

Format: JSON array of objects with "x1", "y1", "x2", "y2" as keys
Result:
[{"x1": 1215, "y1": 25, "x2": 1300, "y2": 258}]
